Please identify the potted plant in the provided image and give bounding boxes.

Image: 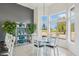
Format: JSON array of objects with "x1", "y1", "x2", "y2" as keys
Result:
[
  {"x1": 2, "y1": 21, "x2": 16, "y2": 36},
  {"x1": 26, "y1": 23, "x2": 36, "y2": 43},
  {"x1": 1, "y1": 20, "x2": 16, "y2": 55}
]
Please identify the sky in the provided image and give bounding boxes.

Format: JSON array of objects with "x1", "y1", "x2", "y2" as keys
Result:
[{"x1": 50, "y1": 15, "x2": 57, "y2": 29}]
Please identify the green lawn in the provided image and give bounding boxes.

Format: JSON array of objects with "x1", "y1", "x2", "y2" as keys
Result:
[{"x1": 51, "y1": 29, "x2": 57, "y2": 32}]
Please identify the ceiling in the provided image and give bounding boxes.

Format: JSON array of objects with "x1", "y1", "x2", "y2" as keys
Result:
[
  {"x1": 18, "y1": 3, "x2": 53, "y2": 9},
  {"x1": 18, "y1": 3, "x2": 73, "y2": 9},
  {"x1": 18, "y1": 3, "x2": 74, "y2": 15}
]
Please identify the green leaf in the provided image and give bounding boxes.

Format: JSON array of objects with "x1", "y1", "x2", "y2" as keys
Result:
[
  {"x1": 26, "y1": 23, "x2": 36, "y2": 34},
  {"x1": 2, "y1": 20, "x2": 16, "y2": 36}
]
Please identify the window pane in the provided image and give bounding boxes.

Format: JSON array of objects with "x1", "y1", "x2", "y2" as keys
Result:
[
  {"x1": 50, "y1": 15, "x2": 57, "y2": 37},
  {"x1": 41, "y1": 16, "x2": 48, "y2": 36},
  {"x1": 50, "y1": 12, "x2": 66, "y2": 39},
  {"x1": 57, "y1": 12, "x2": 66, "y2": 39}
]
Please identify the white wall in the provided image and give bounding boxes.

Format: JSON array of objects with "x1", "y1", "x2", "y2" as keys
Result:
[{"x1": 67, "y1": 4, "x2": 79, "y2": 55}]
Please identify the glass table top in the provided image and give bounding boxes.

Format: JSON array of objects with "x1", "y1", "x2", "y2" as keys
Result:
[{"x1": 33, "y1": 37, "x2": 59, "y2": 56}]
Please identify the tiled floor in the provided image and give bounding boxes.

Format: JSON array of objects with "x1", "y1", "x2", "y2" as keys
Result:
[{"x1": 13, "y1": 43, "x2": 74, "y2": 56}]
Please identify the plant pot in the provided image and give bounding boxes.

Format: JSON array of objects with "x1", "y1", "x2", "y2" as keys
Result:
[{"x1": 5, "y1": 33, "x2": 15, "y2": 56}]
